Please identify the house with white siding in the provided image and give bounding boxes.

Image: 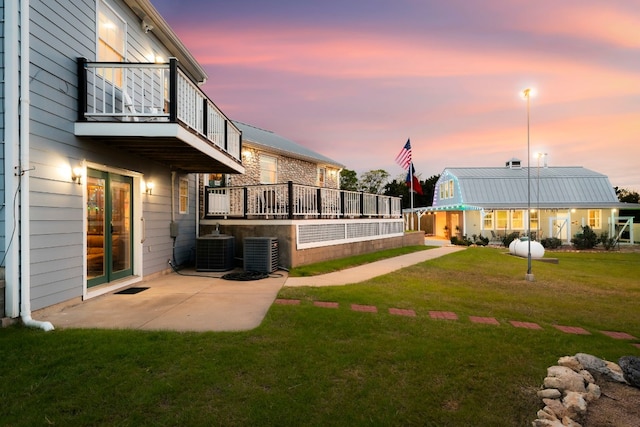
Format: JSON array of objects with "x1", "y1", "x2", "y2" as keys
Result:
[
  {"x1": 1, "y1": 0, "x2": 243, "y2": 327},
  {"x1": 408, "y1": 158, "x2": 637, "y2": 245}
]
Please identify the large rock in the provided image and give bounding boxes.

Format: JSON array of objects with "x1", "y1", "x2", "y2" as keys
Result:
[
  {"x1": 619, "y1": 356, "x2": 640, "y2": 388},
  {"x1": 575, "y1": 353, "x2": 626, "y2": 383},
  {"x1": 563, "y1": 391, "x2": 587, "y2": 417},
  {"x1": 558, "y1": 356, "x2": 583, "y2": 372},
  {"x1": 544, "y1": 366, "x2": 587, "y2": 393}
]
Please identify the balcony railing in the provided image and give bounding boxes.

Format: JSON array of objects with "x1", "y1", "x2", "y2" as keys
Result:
[
  {"x1": 205, "y1": 182, "x2": 402, "y2": 219},
  {"x1": 76, "y1": 57, "x2": 241, "y2": 162}
]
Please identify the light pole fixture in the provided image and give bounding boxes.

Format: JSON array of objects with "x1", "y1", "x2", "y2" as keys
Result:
[
  {"x1": 536, "y1": 152, "x2": 547, "y2": 237},
  {"x1": 523, "y1": 88, "x2": 534, "y2": 282}
]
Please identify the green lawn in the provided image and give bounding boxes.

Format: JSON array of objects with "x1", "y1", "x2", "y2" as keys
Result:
[{"x1": 1, "y1": 247, "x2": 639, "y2": 426}]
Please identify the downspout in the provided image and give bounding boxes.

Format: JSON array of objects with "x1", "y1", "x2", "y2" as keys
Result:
[
  {"x1": 18, "y1": 0, "x2": 54, "y2": 331},
  {"x1": 195, "y1": 174, "x2": 200, "y2": 238},
  {"x1": 4, "y1": 0, "x2": 21, "y2": 318}
]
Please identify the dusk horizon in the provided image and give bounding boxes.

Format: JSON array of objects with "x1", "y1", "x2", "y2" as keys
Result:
[{"x1": 152, "y1": 0, "x2": 640, "y2": 192}]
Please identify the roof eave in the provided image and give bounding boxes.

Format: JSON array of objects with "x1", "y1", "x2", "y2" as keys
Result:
[{"x1": 124, "y1": 0, "x2": 209, "y2": 83}]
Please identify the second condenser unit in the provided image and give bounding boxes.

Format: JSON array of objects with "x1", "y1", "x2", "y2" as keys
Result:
[{"x1": 243, "y1": 237, "x2": 278, "y2": 273}]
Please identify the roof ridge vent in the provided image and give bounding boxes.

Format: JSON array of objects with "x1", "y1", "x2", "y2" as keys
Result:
[{"x1": 506, "y1": 158, "x2": 521, "y2": 169}]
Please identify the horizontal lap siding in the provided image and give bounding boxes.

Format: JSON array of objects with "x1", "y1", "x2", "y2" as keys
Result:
[{"x1": 26, "y1": 0, "x2": 188, "y2": 310}]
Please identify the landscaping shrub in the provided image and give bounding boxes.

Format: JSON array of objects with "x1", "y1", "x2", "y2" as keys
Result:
[
  {"x1": 571, "y1": 225, "x2": 600, "y2": 249},
  {"x1": 540, "y1": 237, "x2": 562, "y2": 249},
  {"x1": 502, "y1": 232, "x2": 520, "y2": 248},
  {"x1": 600, "y1": 232, "x2": 617, "y2": 251},
  {"x1": 451, "y1": 235, "x2": 489, "y2": 247}
]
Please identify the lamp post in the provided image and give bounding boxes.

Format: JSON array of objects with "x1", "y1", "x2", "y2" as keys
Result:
[
  {"x1": 536, "y1": 152, "x2": 547, "y2": 238},
  {"x1": 523, "y1": 88, "x2": 534, "y2": 282}
]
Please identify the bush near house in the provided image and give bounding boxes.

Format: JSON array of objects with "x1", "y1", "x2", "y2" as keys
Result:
[
  {"x1": 540, "y1": 237, "x2": 562, "y2": 249},
  {"x1": 571, "y1": 225, "x2": 600, "y2": 250},
  {"x1": 599, "y1": 232, "x2": 618, "y2": 251},
  {"x1": 450, "y1": 234, "x2": 489, "y2": 246},
  {"x1": 502, "y1": 232, "x2": 520, "y2": 248}
]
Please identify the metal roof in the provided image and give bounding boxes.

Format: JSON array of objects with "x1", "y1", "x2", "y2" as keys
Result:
[
  {"x1": 233, "y1": 121, "x2": 344, "y2": 168},
  {"x1": 433, "y1": 166, "x2": 620, "y2": 209}
]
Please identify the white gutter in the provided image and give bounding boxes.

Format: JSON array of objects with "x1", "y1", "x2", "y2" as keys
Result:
[
  {"x1": 18, "y1": 0, "x2": 54, "y2": 331},
  {"x1": 4, "y1": 0, "x2": 21, "y2": 318}
]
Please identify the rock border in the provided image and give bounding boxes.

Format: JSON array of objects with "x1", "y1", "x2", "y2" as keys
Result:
[{"x1": 532, "y1": 353, "x2": 628, "y2": 427}]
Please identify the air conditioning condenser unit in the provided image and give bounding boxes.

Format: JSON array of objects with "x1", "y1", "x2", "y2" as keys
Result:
[{"x1": 244, "y1": 237, "x2": 278, "y2": 273}]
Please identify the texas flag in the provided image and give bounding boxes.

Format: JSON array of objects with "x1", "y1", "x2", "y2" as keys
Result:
[{"x1": 406, "y1": 163, "x2": 423, "y2": 195}]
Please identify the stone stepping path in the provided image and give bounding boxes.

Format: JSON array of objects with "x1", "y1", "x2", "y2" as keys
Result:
[{"x1": 273, "y1": 299, "x2": 639, "y2": 349}]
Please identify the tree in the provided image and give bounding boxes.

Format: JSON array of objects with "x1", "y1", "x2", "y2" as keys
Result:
[
  {"x1": 383, "y1": 173, "x2": 440, "y2": 208},
  {"x1": 615, "y1": 187, "x2": 640, "y2": 204},
  {"x1": 339, "y1": 168, "x2": 359, "y2": 191},
  {"x1": 421, "y1": 174, "x2": 440, "y2": 206},
  {"x1": 358, "y1": 169, "x2": 389, "y2": 194}
]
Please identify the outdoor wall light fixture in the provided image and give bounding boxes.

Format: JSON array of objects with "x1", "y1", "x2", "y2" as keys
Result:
[
  {"x1": 71, "y1": 166, "x2": 83, "y2": 185},
  {"x1": 145, "y1": 181, "x2": 155, "y2": 195}
]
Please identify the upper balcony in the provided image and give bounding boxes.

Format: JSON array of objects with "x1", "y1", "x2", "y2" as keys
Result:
[{"x1": 74, "y1": 58, "x2": 244, "y2": 174}]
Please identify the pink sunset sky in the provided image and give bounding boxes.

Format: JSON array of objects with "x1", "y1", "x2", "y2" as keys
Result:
[{"x1": 151, "y1": 0, "x2": 640, "y2": 191}]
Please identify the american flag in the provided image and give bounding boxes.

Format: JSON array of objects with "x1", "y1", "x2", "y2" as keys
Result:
[{"x1": 395, "y1": 139, "x2": 412, "y2": 170}]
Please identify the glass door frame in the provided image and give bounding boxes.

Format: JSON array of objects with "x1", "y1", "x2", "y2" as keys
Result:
[
  {"x1": 86, "y1": 169, "x2": 133, "y2": 287},
  {"x1": 83, "y1": 163, "x2": 143, "y2": 297}
]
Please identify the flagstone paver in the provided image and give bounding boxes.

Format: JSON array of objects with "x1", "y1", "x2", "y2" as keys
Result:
[
  {"x1": 553, "y1": 325, "x2": 591, "y2": 335},
  {"x1": 274, "y1": 299, "x2": 300, "y2": 305},
  {"x1": 429, "y1": 311, "x2": 458, "y2": 320},
  {"x1": 314, "y1": 301, "x2": 339, "y2": 309},
  {"x1": 600, "y1": 331, "x2": 637, "y2": 340},
  {"x1": 389, "y1": 308, "x2": 416, "y2": 317},
  {"x1": 351, "y1": 304, "x2": 378, "y2": 313},
  {"x1": 469, "y1": 316, "x2": 500, "y2": 325},
  {"x1": 509, "y1": 320, "x2": 543, "y2": 330},
  {"x1": 274, "y1": 302, "x2": 639, "y2": 345}
]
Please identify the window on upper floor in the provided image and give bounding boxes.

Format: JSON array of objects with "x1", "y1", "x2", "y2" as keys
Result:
[
  {"x1": 317, "y1": 168, "x2": 326, "y2": 187},
  {"x1": 588, "y1": 209, "x2": 602, "y2": 229},
  {"x1": 208, "y1": 173, "x2": 225, "y2": 187},
  {"x1": 260, "y1": 155, "x2": 277, "y2": 184},
  {"x1": 97, "y1": 0, "x2": 126, "y2": 86},
  {"x1": 439, "y1": 179, "x2": 455, "y2": 200}
]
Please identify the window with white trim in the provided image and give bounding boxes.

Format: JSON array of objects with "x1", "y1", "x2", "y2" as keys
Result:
[
  {"x1": 483, "y1": 211, "x2": 494, "y2": 229},
  {"x1": 588, "y1": 209, "x2": 602, "y2": 229},
  {"x1": 439, "y1": 179, "x2": 454, "y2": 200},
  {"x1": 530, "y1": 210, "x2": 539, "y2": 233},
  {"x1": 496, "y1": 210, "x2": 508, "y2": 230},
  {"x1": 260, "y1": 155, "x2": 277, "y2": 184},
  {"x1": 511, "y1": 210, "x2": 524, "y2": 229},
  {"x1": 317, "y1": 168, "x2": 326, "y2": 187},
  {"x1": 179, "y1": 178, "x2": 189, "y2": 214},
  {"x1": 97, "y1": 0, "x2": 126, "y2": 86}
]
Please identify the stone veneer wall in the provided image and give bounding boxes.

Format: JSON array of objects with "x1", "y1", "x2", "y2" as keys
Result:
[
  {"x1": 200, "y1": 222, "x2": 424, "y2": 268},
  {"x1": 229, "y1": 147, "x2": 340, "y2": 189}
]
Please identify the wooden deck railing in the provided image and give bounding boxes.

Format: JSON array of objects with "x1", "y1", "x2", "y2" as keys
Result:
[{"x1": 205, "y1": 182, "x2": 402, "y2": 219}]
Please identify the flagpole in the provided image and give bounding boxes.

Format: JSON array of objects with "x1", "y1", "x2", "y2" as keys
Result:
[{"x1": 410, "y1": 162, "x2": 414, "y2": 230}]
